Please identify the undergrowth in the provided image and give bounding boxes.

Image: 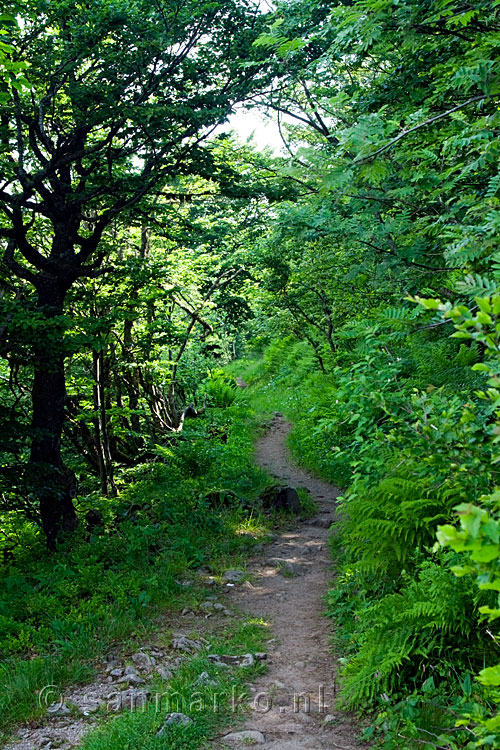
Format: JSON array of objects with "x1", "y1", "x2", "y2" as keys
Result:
[
  {"x1": 233, "y1": 317, "x2": 500, "y2": 749},
  {"x1": 0, "y1": 399, "x2": 273, "y2": 740}
]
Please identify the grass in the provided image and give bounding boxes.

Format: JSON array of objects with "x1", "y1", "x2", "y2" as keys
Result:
[
  {"x1": 226, "y1": 349, "x2": 349, "y2": 488},
  {"x1": 0, "y1": 400, "x2": 276, "y2": 742}
]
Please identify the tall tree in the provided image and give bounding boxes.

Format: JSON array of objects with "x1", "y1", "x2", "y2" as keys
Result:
[{"x1": 0, "y1": 0, "x2": 271, "y2": 547}]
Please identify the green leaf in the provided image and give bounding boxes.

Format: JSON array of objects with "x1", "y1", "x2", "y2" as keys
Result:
[{"x1": 478, "y1": 665, "x2": 500, "y2": 686}]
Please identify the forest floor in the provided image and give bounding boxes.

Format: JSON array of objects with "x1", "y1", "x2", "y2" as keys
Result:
[
  {"x1": 2, "y1": 413, "x2": 367, "y2": 750},
  {"x1": 210, "y1": 413, "x2": 366, "y2": 749}
]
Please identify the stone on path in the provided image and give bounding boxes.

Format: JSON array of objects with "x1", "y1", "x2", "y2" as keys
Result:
[
  {"x1": 267, "y1": 557, "x2": 305, "y2": 576},
  {"x1": 259, "y1": 485, "x2": 302, "y2": 514},
  {"x1": 208, "y1": 653, "x2": 255, "y2": 668},
  {"x1": 222, "y1": 730, "x2": 265, "y2": 744},
  {"x1": 131, "y1": 651, "x2": 155, "y2": 670},
  {"x1": 47, "y1": 703, "x2": 71, "y2": 717},
  {"x1": 172, "y1": 635, "x2": 203, "y2": 652},
  {"x1": 113, "y1": 689, "x2": 149, "y2": 711},
  {"x1": 222, "y1": 569, "x2": 245, "y2": 583}
]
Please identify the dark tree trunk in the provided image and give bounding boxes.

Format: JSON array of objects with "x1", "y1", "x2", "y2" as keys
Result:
[
  {"x1": 28, "y1": 276, "x2": 78, "y2": 549},
  {"x1": 122, "y1": 317, "x2": 142, "y2": 435}
]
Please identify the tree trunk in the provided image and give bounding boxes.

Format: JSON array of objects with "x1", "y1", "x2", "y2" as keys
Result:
[
  {"x1": 122, "y1": 317, "x2": 141, "y2": 435},
  {"x1": 92, "y1": 348, "x2": 116, "y2": 495},
  {"x1": 28, "y1": 276, "x2": 78, "y2": 549}
]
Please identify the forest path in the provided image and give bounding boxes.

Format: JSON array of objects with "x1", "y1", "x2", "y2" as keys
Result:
[
  {"x1": 2, "y1": 415, "x2": 366, "y2": 750},
  {"x1": 213, "y1": 413, "x2": 366, "y2": 749}
]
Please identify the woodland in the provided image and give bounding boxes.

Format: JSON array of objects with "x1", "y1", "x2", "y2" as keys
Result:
[{"x1": 1, "y1": 0, "x2": 500, "y2": 748}]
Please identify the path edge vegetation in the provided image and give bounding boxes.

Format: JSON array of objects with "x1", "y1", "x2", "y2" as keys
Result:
[
  {"x1": 233, "y1": 314, "x2": 500, "y2": 750},
  {"x1": 0, "y1": 396, "x2": 282, "y2": 744}
]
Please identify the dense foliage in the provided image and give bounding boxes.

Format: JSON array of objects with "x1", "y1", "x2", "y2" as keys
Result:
[{"x1": 2, "y1": 0, "x2": 500, "y2": 748}]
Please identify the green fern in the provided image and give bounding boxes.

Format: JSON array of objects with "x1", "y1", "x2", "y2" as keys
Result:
[
  {"x1": 485, "y1": 172, "x2": 500, "y2": 200},
  {"x1": 205, "y1": 376, "x2": 239, "y2": 407},
  {"x1": 455, "y1": 273, "x2": 500, "y2": 297},
  {"x1": 339, "y1": 558, "x2": 480, "y2": 709},
  {"x1": 341, "y1": 474, "x2": 457, "y2": 576}
]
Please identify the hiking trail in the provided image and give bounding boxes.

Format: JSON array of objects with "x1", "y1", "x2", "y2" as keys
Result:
[{"x1": 213, "y1": 412, "x2": 366, "y2": 749}]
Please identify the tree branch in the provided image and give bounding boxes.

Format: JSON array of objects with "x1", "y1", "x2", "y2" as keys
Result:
[{"x1": 354, "y1": 95, "x2": 497, "y2": 164}]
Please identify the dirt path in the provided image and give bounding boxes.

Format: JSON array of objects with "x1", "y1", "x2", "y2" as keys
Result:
[{"x1": 214, "y1": 413, "x2": 366, "y2": 750}]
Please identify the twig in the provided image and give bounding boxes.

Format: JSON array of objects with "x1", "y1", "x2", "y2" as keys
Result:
[
  {"x1": 410, "y1": 305, "x2": 479, "y2": 334},
  {"x1": 397, "y1": 732, "x2": 449, "y2": 749},
  {"x1": 354, "y1": 95, "x2": 497, "y2": 164}
]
